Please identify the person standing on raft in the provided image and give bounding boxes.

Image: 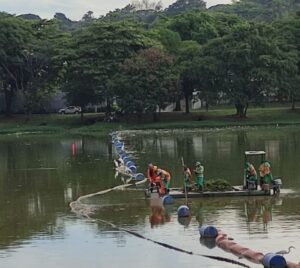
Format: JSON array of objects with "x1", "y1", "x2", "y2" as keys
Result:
[
  {"x1": 194, "y1": 161, "x2": 204, "y2": 192},
  {"x1": 245, "y1": 162, "x2": 258, "y2": 190},
  {"x1": 147, "y1": 163, "x2": 159, "y2": 193},
  {"x1": 156, "y1": 168, "x2": 171, "y2": 195},
  {"x1": 259, "y1": 160, "x2": 273, "y2": 190},
  {"x1": 183, "y1": 165, "x2": 193, "y2": 193}
]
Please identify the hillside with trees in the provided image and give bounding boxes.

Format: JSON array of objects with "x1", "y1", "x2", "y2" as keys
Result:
[{"x1": 0, "y1": 0, "x2": 299, "y2": 119}]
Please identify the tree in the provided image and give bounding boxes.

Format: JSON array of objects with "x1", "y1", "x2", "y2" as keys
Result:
[
  {"x1": 62, "y1": 21, "x2": 153, "y2": 116},
  {"x1": 273, "y1": 13, "x2": 300, "y2": 109},
  {"x1": 0, "y1": 14, "x2": 68, "y2": 116},
  {"x1": 192, "y1": 53, "x2": 223, "y2": 111},
  {"x1": 207, "y1": 23, "x2": 298, "y2": 117},
  {"x1": 209, "y1": 0, "x2": 300, "y2": 21},
  {"x1": 169, "y1": 12, "x2": 218, "y2": 43},
  {"x1": 131, "y1": 0, "x2": 163, "y2": 11},
  {"x1": 21, "y1": 19, "x2": 65, "y2": 116},
  {"x1": 0, "y1": 14, "x2": 32, "y2": 115},
  {"x1": 113, "y1": 47, "x2": 179, "y2": 120},
  {"x1": 177, "y1": 41, "x2": 202, "y2": 113},
  {"x1": 81, "y1": 11, "x2": 94, "y2": 22},
  {"x1": 54, "y1": 13, "x2": 79, "y2": 31},
  {"x1": 165, "y1": 0, "x2": 206, "y2": 16}
]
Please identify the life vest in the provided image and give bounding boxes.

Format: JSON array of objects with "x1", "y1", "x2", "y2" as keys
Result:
[
  {"x1": 147, "y1": 166, "x2": 158, "y2": 183},
  {"x1": 259, "y1": 162, "x2": 271, "y2": 177}
]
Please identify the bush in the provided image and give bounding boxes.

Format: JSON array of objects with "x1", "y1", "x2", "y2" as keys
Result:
[{"x1": 204, "y1": 179, "x2": 232, "y2": 192}]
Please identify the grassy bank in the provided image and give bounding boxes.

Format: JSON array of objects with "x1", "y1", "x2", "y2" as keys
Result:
[{"x1": 0, "y1": 106, "x2": 300, "y2": 137}]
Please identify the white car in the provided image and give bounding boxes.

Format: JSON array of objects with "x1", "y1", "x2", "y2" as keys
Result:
[{"x1": 58, "y1": 106, "x2": 81, "y2": 114}]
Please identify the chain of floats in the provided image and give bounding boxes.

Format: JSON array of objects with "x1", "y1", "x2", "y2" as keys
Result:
[
  {"x1": 69, "y1": 182, "x2": 250, "y2": 268},
  {"x1": 69, "y1": 131, "x2": 250, "y2": 268}
]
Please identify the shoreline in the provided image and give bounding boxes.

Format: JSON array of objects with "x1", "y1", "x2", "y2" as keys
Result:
[{"x1": 0, "y1": 107, "x2": 299, "y2": 137}]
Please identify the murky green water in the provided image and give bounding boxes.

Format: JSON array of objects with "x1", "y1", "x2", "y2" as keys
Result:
[{"x1": 0, "y1": 127, "x2": 299, "y2": 268}]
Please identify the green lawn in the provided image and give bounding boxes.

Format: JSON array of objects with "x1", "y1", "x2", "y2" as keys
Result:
[{"x1": 0, "y1": 106, "x2": 299, "y2": 136}]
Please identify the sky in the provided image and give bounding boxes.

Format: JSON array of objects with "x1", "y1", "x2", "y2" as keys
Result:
[{"x1": 0, "y1": 0, "x2": 232, "y2": 20}]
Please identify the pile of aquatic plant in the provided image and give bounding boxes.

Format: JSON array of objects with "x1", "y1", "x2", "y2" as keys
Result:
[{"x1": 204, "y1": 179, "x2": 232, "y2": 192}]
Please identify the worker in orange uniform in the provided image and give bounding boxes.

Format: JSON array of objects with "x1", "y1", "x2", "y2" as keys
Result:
[
  {"x1": 156, "y1": 168, "x2": 171, "y2": 195},
  {"x1": 259, "y1": 160, "x2": 273, "y2": 190},
  {"x1": 147, "y1": 163, "x2": 159, "y2": 193}
]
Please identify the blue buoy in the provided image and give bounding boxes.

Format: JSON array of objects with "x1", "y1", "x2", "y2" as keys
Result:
[
  {"x1": 116, "y1": 147, "x2": 123, "y2": 153},
  {"x1": 262, "y1": 253, "x2": 287, "y2": 268},
  {"x1": 125, "y1": 161, "x2": 135, "y2": 167},
  {"x1": 133, "y1": 173, "x2": 145, "y2": 181},
  {"x1": 112, "y1": 138, "x2": 119, "y2": 144},
  {"x1": 122, "y1": 156, "x2": 132, "y2": 163},
  {"x1": 128, "y1": 165, "x2": 137, "y2": 174},
  {"x1": 199, "y1": 225, "x2": 218, "y2": 238},
  {"x1": 118, "y1": 150, "x2": 126, "y2": 156},
  {"x1": 162, "y1": 195, "x2": 174, "y2": 205},
  {"x1": 177, "y1": 205, "x2": 190, "y2": 217},
  {"x1": 115, "y1": 142, "x2": 123, "y2": 148},
  {"x1": 120, "y1": 152, "x2": 129, "y2": 159}
]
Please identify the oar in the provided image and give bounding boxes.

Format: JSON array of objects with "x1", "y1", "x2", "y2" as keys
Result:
[{"x1": 181, "y1": 157, "x2": 188, "y2": 206}]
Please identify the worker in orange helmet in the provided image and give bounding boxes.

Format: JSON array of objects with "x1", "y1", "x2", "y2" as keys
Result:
[{"x1": 156, "y1": 168, "x2": 171, "y2": 195}]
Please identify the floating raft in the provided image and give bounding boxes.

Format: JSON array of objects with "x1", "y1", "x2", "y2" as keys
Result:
[{"x1": 146, "y1": 186, "x2": 273, "y2": 199}]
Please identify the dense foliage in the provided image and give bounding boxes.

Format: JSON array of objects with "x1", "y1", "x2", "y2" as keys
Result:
[{"x1": 0, "y1": 0, "x2": 300, "y2": 118}]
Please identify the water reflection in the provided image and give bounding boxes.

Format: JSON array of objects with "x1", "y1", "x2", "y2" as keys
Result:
[
  {"x1": 149, "y1": 193, "x2": 171, "y2": 228},
  {"x1": 200, "y1": 237, "x2": 217, "y2": 249},
  {"x1": 0, "y1": 135, "x2": 116, "y2": 252},
  {"x1": 244, "y1": 197, "x2": 275, "y2": 232},
  {"x1": 177, "y1": 215, "x2": 192, "y2": 227}
]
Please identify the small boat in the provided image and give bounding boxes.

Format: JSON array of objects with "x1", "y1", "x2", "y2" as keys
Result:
[
  {"x1": 145, "y1": 185, "x2": 275, "y2": 199},
  {"x1": 145, "y1": 150, "x2": 282, "y2": 199}
]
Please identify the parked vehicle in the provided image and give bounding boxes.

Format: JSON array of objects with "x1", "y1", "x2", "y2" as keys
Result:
[{"x1": 58, "y1": 106, "x2": 81, "y2": 114}]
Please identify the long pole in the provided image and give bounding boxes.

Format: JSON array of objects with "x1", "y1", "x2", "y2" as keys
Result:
[{"x1": 181, "y1": 157, "x2": 188, "y2": 206}]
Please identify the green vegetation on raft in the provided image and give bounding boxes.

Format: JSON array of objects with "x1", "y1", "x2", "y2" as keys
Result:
[
  {"x1": 204, "y1": 179, "x2": 233, "y2": 192},
  {"x1": 0, "y1": 106, "x2": 300, "y2": 137}
]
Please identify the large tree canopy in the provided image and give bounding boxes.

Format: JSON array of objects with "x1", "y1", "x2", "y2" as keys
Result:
[
  {"x1": 62, "y1": 21, "x2": 154, "y2": 115},
  {"x1": 273, "y1": 12, "x2": 300, "y2": 109},
  {"x1": 204, "y1": 22, "x2": 298, "y2": 116},
  {"x1": 1, "y1": 3, "x2": 300, "y2": 117},
  {"x1": 165, "y1": 0, "x2": 206, "y2": 16},
  {"x1": 113, "y1": 47, "x2": 179, "y2": 119},
  {"x1": 0, "y1": 14, "x2": 32, "y2": 115},
  {"x1": 209, "y1": 0, "x2": 300, "y2": 21}
]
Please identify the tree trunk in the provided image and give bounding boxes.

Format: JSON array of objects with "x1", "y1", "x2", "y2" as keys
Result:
[
  {"x1": 106, "y1": 97, "x2": 111, "y2": 113},
  {"x1": 182, "y1": 78, "x2": 192, "y2": 114},
  {"x1": 235, "y1": 102, "x2": 247, "y2": 118},
  {"x1": 137, "y1": 113, "x2": 142, "y2": 123},
  {"x1": 174, "y1": 99, "x2": 181, "y2": 111},
  {"x1": 185, "y1": 92, "x2": 190, "y2": 114},
  {"x1": 244, "y1": 103, "x2": 248, "y2": 117},
  {"x1": 4, "y1": 87, "x2": 14, "y2": 116},
  {"x1": 291, "y1": 95, "x2": 295, "y2": 110},
  {"x1": 152, "y1": 112, "x2": 158, "y2": 122}
]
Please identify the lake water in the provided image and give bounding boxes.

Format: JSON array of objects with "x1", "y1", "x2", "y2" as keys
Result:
[{"x1": 0, "y1": 126, "x2": 299, "y2": 268}]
